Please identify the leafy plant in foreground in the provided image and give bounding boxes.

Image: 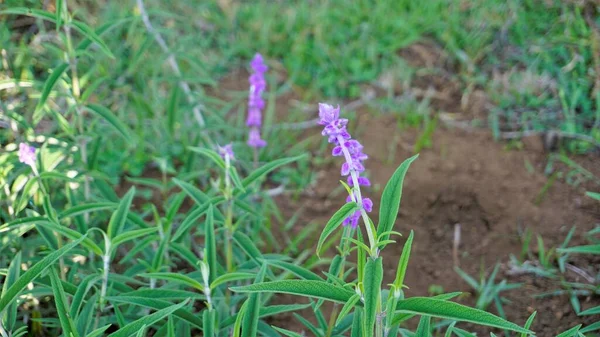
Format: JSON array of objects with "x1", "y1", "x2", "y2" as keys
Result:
[{"x1": 232, "y1": 104, "x2": 534, "y2": 336}]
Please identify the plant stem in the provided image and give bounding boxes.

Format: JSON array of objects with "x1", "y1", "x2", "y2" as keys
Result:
[
  {"x1": 0, "y1": 320, "x2": 8, "y2": 337},
  {"x1": 223, "y1": 154, "x2": 234, "y2": 307},
  {"x1": 95, "y1": 238, "x2": 111, "y2": 330},
  {"x1": 335, "y1": 135, "x2": 377, "y2": 255},
  {"x1": 62, "y1": 0, "x2": 91, "y2": 217}
]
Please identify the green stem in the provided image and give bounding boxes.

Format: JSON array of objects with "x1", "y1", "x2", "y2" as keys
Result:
[{"x1": 63, "y1": 0, "x2": 91, "y2": 216}]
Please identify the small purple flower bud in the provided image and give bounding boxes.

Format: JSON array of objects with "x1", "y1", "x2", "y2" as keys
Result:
[
  {"x1": 218, "y1": 144, "x2": 235, "y2": 160},
  {"x1": 18, "y1": 143, "x2": 36, "y2": 168},
  {"x1": 247, "y1": 128, "x2": 267, "y2": 148},
  {"x1": 348, "y1": 176, "x2": 371, "y2": 187},
  {"x1": 363, "y1": 198, "x2": 373, "y2": 212}
]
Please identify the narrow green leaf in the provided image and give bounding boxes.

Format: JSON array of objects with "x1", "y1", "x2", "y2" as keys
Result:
[
  {"x1": 139, "y1": 273, "x2": 203, "y2": 292},
  {"x1": 0, "y1": 8, "x2": 56, "y2": 22},
  {"x1": 580, "y1": 320, "x2": 600, "y2": 333},
  {"x1": 1, "y1": 252, "x2": 21, "y2": 331},
  {"x1": 70, "y1": 274, "x2": 101, "y2": 319},
  {"x1": 188, "y1": 147, "x2": 226, "y2": 169},
  {"x1": 376, "y1": 154, "x2": 418, "y2": 247},
  {"x1": 336, "y1": 294, "x2": 361, "y2": 327},
  {"x1": 242, "y1": 265, "x2": 267, "y2": 337},
  {"x1": 172, "y1": 178, "x2": 209, "y2": 205},
  {"x1": 271, "y1": 326, "x2": 303, "y2": 337},
  {"x1": 231, "y1": 280, "x2": 355, "y2": 304},
  {"x1": 240, "y1": 155, "x2": 305, "y2": 189},
  {"x1": 556, "y1": 325, "x2": 581, "y2": 337},
  {"x1": 557, "y1": 244, "x2": 600, "y2": 255},
  {"x1": 293, "y1": 312, "x2": 322, "y2": 337},
  {"x1": 444, "y1": 322, "x2": 457, "y2": 337},
  {"x1": 86, "y1": 104, "x2": 134, "y2": 144},
  {"x1": 266, "y1": 260, "x2": 323, "y2": 281},
  {"x1": 34, "y1": 63, "x2": 68, "y2": 122},
  {"x1": 203, "y1": 309, "x2": 217, "y2": 337},
  {"x1": 233, "y1": 231, "x2": 264, "y2": 265},
  {"x1": 230, "y1": 166, "x2": 246, "y2": 192},
  {"x1": 233, "y1": 301, "x2": 248, "y2": 337},
  {"x1": 55, "y1": 0, "x2": 63, "y2": 29},
  {"x1": 59, "y1": 202, "x2": 117, "y2": 219},
  {"x1": 134, "y1": 325, "x2": 146, "y2": 337},
  {"x1": 317, "y1": 202, "x2": 358, "y2": 257},
  {"x1": 363, "y1": 257, "x2": 383, "y2": 336},
  {"x1": 87, "y1": 325, "x2": 112, "y2": 337},
  {"x1": 107, "y1": 300, "x2": 188, "y2": 337},
  {"x1": 171, "y1": 203, "x2": 210, "y2": 242},
  {"x1": 50, "y1": 268, "x2": 79, "y2": 337},
  {"x1": 415, "y1": 316, "x2": 431, "y2": 337},
  {"x1": 521, "y1": 311, "x2": 536, "y2": 337},
  {"x1": 394, "y1": 230, "x2": 414, "y2": 289},
  {"x1": 351, "y1": 307, "x2": 363, "y2": 337},
  {"x1": 586, "y1": 191, "x2": 600, "y2": 201},
  {"x1": 0, "y1": 234, "x2": 86, "y2": 313},
  {"x1": 71, "y1": 20, "x2": 114, "y2": 58},
  {"x1": 205, "y1": 205, "x2": 217, "y2": 284},
  {"x1": 112, "y1": 228, "x2": 158, "y2": 247},
  {"x1": 395, "y1": 297, "x2": 531, "y2": 334},
  {"x1": 106, "y1": 296, "x2": 202, "y2": 328},
  {"x1": 579, "y1": 305, "x2": 600, "y2": 316},
  {"x1": 210, "y1": 272, "x2": 256, "y2": 289},
  {"x1": 107, "y1": 187, "x2": 135, "y2": 239}
]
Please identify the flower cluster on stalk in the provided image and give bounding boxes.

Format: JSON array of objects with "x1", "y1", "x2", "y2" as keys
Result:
[
  {"x1": 318, "y1": 103, "x2": 372, "y2": 227},
  {"x1": 246, "y1": 53, "x2": 268, "y2": 148}
]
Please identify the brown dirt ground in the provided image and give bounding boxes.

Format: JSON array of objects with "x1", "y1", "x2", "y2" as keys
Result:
[{"x1": 213, "y1": 43, "x2": 600, "y2": 335}]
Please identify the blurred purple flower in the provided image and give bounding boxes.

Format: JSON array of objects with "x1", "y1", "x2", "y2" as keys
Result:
[
  {"x1": 319, "y1": 103, "x2": 371, "y2": 228},
  {"x1": 247, "y1": 128, "x2": 267, "y2": 148},
  {"x1": 247, "y1": 53, "x2": 268, "y2": 148},
  {"x1": 217, "y1": 144, "x2": 235, "y2": 160},
  {"x1": 18, "y1": 143, "x2": 36, "y2": 168}
]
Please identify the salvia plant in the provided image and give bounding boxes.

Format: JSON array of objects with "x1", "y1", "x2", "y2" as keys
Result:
[{"x1": 0, "y1": 2, "x2": 596, "y2": 337}]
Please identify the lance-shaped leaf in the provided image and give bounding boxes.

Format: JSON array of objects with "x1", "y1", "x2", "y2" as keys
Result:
[
  {"x1": 317, "y1": 202, "x2": 358, "y2": 257},
  {"x1": 231, "y1": 280, "x2": 355, "y2": 304},
  {"x1": 240, "y1": 154, "x2": 306, "y2": 190},
  {"x1": 106, "y1": 187, "x2": 135, "y2": 239},
  {"x1": 87, "y1": 104, "x2": 134, "y2": 144},
  {"x1": 377, "y1": 154, "x2": 418, "y2": 247},
  {"x1": 395, "y1": 297, "x2": 531, "y2": 334},
  {"x1": 363, "y1": 257, "x2": 383, "y2": 336}
]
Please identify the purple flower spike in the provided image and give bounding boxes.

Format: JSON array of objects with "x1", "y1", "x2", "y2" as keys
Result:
[
  {"x1": 319, "y1": 103, "x2": 371, "y2": 228},
  {"x1": 18, "y1": 143, "x2": 36, "y2": 168},
  {"x1": 218, "y1": 144, "x2": 235, "y2": 160},
  {"x1": 247, "y1": 53, "x2": 268, "y2": 149}
]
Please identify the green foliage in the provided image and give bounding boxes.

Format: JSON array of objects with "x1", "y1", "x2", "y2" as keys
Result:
[{"x1": 2, "y1": 0, "x2": 595, "y2": 336}]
